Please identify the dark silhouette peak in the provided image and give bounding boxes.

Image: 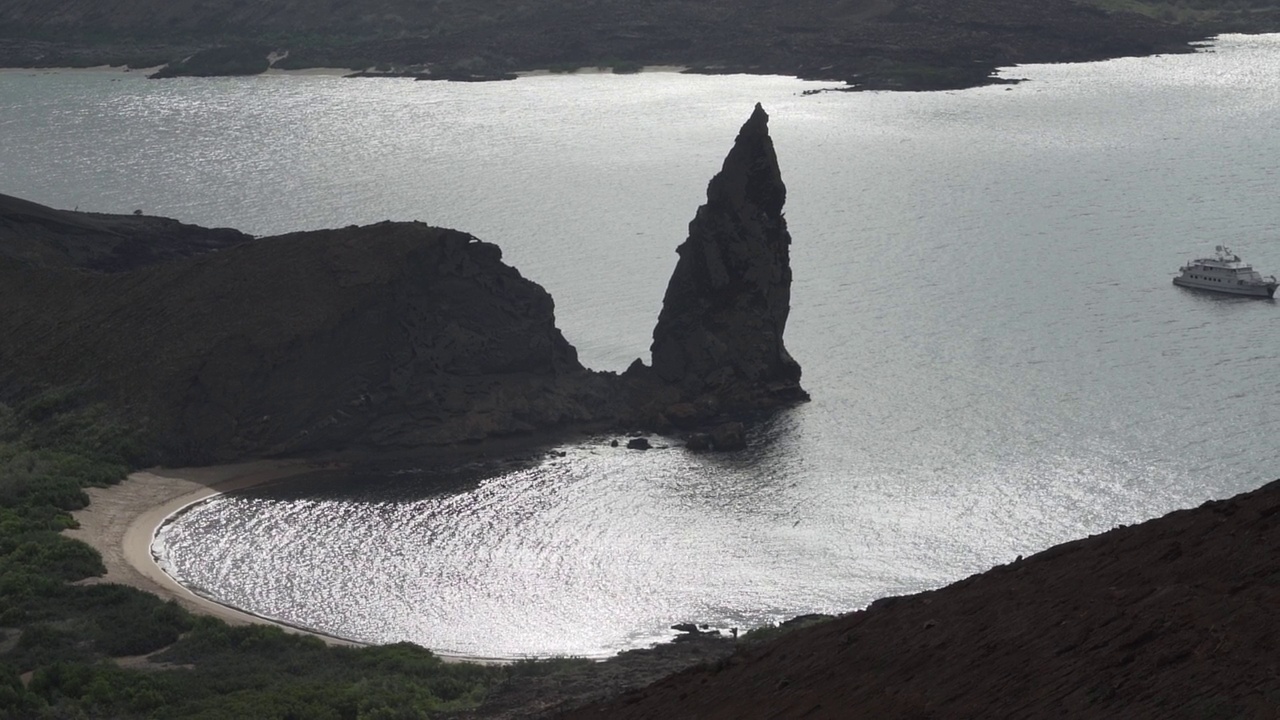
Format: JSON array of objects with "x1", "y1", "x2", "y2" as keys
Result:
[
  {"x1": 647, "y1": 104, "x2": 804, "y2": 410},
  {"x1": 705, "y1": 102, "x2": 786, "y2": 218}
]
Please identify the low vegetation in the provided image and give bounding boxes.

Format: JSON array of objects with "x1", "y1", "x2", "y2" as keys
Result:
[{"x1": 0, "y1": 389, "x2": 574, "y2": 719}]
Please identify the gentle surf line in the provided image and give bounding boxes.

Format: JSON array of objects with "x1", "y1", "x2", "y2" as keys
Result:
[{"x1": 67, "y1": 459, "x2": 514, "y2": 663}]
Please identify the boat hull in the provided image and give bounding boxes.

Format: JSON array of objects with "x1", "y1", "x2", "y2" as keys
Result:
[{"x1": 1172, "y1": 276, "x2": 1277, "y2": 298}]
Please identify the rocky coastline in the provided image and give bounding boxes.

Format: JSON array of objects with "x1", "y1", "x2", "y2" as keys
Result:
[
  {"x1": 3, "y1": 0, "x2": 1272, "y2": 91},
  {"x1": 0, "y1": 104, "x2": 804, "y2": 464}
]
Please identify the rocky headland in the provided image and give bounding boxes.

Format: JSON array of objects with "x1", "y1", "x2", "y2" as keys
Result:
[
  {"x1": 0, "y1": 0, "x2": 1269, "y2": 90},
  {"x1": 0, "y1": 105, "x2": 803, "y2": 464}
]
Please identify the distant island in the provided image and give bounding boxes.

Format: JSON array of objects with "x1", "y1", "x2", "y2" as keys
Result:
[{"x1": 1, "y1": 0, "x2": 1277, "y2": 90}]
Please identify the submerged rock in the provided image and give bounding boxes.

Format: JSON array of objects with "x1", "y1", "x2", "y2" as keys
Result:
[{"x1": 709, "y1": 422, "x2": 746, "y2": 451}]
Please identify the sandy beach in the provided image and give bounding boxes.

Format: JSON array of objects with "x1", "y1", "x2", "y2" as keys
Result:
[{"x1": 65, "y1": 459, "x2": 365, "y2": 647}]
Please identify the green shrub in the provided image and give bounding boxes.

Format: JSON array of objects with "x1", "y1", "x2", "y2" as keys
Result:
[
  {"x1": 1, "y1": 535, "x2": 104, "y2": 581},
  {"x1": 13, "y1": 625, "x2": 81, "y2": 669}
]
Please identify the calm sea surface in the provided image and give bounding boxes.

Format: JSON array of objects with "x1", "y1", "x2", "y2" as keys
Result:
[{"x1": 4, "y1": 36, "x2": 1280, "y2": 658}]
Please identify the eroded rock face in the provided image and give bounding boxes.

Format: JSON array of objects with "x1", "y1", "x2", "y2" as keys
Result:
[
  {"x1": 0, "y1": 219, "x2": 619, "y2": 463},
  {"x1": 641, "y1": 103, "x2": 806, "y2": 413}
]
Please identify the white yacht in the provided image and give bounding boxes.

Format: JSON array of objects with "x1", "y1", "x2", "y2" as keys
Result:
[{"x1": 1173, "y1": 245, "x2": 1278, "y2": 298}]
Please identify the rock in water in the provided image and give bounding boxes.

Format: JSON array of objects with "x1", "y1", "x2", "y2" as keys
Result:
[
  {"x1": 0, "y1": 106, "x2": 809, "y2": 462},
  {"x1": 647, "y1": 103, "x2": 806, "y2": 410}
]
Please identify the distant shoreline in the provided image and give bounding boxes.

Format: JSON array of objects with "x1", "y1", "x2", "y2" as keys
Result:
[
  {"x1": 0, "y1": 65, "x2": 351, "y2": 76},
  {"x1": 0, "y1": 63, "x2": 692, "y2": 78},
  {"x1": 0, "y1": 1, "x2": 1228, "y2": 93}
]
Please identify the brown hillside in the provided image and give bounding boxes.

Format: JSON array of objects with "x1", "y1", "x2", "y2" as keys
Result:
[{"x1": 562, "y1": 480, "x2": 1280, "y2": 719}]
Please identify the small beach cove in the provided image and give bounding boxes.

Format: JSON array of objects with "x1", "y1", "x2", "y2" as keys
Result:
[
  {"x1": 64, "y1": 460, "x2": 368, "y2": 647},
  {"x1": 65, "y1": 429, "x2": 645, "y2": 662}
]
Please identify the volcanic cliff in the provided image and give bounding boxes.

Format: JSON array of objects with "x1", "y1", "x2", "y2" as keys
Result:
[
  {"x1": 0, "y1": 221, "x2": 624, "y2": 463},
  {"x1": 0, "y1": 105, "x2": 803, "y2": 463}
]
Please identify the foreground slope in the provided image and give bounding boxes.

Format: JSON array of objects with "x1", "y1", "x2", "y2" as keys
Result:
[{"x1": 563, "y1": 480, "x2": 1280, "y2": 719}]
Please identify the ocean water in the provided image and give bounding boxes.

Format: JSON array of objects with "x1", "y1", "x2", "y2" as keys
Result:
[{"x1": 5, "y1": 35, "x2": 1280, "y2": 658}]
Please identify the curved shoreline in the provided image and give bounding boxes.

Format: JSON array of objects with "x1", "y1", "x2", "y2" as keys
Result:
[
  {"x1": 65, "y1": 459, "x2": 524, "y2": 663},
  {"x1": 66, "y1": 460, "x2": 369, "y2": 646}
]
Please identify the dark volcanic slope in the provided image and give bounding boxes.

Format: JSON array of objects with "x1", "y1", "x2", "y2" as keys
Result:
[
  {"x1": 562, "y1": 480, "x2": 1280, "y2": 719},
  {"x1": 0, "y1": 193, "x2": 251, "y2": 272}
]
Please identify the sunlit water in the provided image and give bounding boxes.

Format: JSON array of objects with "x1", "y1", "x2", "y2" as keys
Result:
[{"x1": 5, "y1": 35, "x2": 1280, "y2": 658}]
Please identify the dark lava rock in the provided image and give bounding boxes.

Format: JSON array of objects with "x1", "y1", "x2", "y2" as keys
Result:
[
  {"x1": 626, "y1": 437, "x2": 652, "y2": 451},
  {"x1": 663, "y1": 401, "x2": 702, "y2": 429},
  {"x1": 0, "y1": 193, "x2": 251, "y2": 272},
  {"x1": 0, "y1": 218, "x2": 619, "y2": 463},
  {"x1": 149, "y1": 45, "x2": 271, "y2": 78},
  {"x1": 684, "y1": 433, "x2": 711, "y2": 452},
  {"x1": 634, "y1": 103, "x2": 807, "y2": 416},
  {"x1": 417, "y1": 70, "x2": 519, "y2": 82},
  {"x1": 710, "y1": 422, "x2": 746, "y2": 451}
]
